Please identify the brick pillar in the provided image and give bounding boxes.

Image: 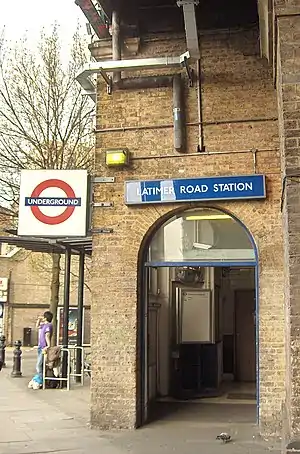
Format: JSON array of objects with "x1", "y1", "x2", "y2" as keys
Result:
[{"x1": 276, "y1": 10, "x2": 300, "y2": 440}]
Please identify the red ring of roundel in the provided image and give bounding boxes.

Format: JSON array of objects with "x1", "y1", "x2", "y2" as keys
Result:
[{"x1": 30, "y1": 179, "x2": 76, "y2": 225}]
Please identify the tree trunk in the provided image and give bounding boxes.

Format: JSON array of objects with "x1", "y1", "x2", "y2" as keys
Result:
[{"x1": 49, "y1": 253, "x2": 61, "y2": 345}]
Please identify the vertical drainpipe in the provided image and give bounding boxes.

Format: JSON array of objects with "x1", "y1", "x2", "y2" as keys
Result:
[
  {"x1": 197, "y1": 58, "x2": 205, "y2": 152},
  {"x1": 173, "y1": 74, "x2": 184, "y2": 153},
  {"x1": 112, "y1": 9, "x2": 121, "y2": 83}
]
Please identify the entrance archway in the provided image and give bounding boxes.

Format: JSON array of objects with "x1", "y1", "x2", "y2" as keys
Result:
[{"x1": 137, "y1": 206, "x2": 258, "y2": 427}]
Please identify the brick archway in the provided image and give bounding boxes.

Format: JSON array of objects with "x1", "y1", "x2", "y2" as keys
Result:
[{"x1": 136, "y1": 204, "x2": 259, "y2": 427}]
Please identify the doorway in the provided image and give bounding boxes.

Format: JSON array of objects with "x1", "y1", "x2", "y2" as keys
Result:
[
  {"x1": 138, "y1": 207, "x2": 258, "y2": 426},
  {"x1": 235, "y1": 289, "x2": 256, "y2": 383}
]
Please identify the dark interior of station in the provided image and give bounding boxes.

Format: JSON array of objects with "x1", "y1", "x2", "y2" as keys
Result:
[{"x1": 145, "y1": 265, "x2": 256, "y2": 423}]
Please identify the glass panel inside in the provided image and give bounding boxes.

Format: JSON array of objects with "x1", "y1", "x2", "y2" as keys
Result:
[{"x1": 148, "y1": 208, "x2": 255, "y2": 263}]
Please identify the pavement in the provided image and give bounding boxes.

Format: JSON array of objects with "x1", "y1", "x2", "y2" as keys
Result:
[{"x1": 0, "y1": 349, "x2": 283, "y2": 454}]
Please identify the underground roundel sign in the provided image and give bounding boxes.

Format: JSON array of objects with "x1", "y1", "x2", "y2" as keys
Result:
[{"x1": 18, "y1": 170, "x2": 88, "y2": 237}]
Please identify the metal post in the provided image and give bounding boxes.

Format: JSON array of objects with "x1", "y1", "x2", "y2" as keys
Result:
[
  {"x1": 11, "y1": 340, "x2": 22, "y2": 377},
  {"x1": 0, "y1": 335, "x2": 6, "y2": 368},
  {"x1": 76, "y1": 251, "x2": 85, "y2": 383},
  {"x1": 61, "y1": 248, "x2": 71, "y2": 384}
]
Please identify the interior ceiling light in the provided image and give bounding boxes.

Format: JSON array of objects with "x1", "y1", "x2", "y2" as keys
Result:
[
  {"x1": 185, "y1": 214, "x2": 231, "y2": 221},
  {"x1": 193, "y1": 242, "x2": 213, "y2": 250}
]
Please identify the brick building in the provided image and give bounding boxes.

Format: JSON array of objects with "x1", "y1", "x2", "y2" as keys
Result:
[
  {"x1": 0, "y1": 249, "x2": 91, "y2": 345},
  {"x1": 76, "y1": 0, "x2": 300, "y2": 443},
  {"x1": 0, "y1": 205, "x2": 91, "y2": 345}
]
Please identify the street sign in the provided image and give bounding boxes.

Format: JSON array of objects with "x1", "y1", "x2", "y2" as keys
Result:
[
  {"x1": 18, "y1": 170, "x2": 88, "y2": 237},
  {"x1": 125, "y1": 174, "x2": 266, "y2": 205}
]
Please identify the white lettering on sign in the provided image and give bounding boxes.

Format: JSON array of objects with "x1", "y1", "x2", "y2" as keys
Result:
[
  {"x1": 136, "y1": 182, "x2": 254, "y2": 196},
  {"x1": 137, "y1": 186, "x2": 175, "y2": 196},
  {"x1": 124, "y1": 175, "x2": 265, "y2": 205},
  {"x1": 180, "y1": 184, "x2": 208, "y2": 194},
  {"x1": 213, "y1": 182, "x2": 253, "y2": 192},
  {"x1": 26, "y1": 198, "x2": 80, "y2": 206}
]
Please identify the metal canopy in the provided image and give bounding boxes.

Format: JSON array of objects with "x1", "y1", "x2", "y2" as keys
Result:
[
  {"x1": 0, "y1": 230, "x2": 91, "y2": 380},
  {"x1": 0, "y1": 234, "x2": 92, "y2": 256}
]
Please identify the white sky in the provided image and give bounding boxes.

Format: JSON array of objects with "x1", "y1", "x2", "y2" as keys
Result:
[{"x1": 0, "y1": 0, "x2": 88, "y2": 58}]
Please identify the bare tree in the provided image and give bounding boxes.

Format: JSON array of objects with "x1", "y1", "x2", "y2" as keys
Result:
[{"x1": 0, "y1": 25, "x2": 94, "y2": 341}]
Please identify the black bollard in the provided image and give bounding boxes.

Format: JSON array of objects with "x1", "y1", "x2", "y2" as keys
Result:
[
  {"x1": 0, "y1": 335, "x2": 6, "y2": 368},
  {"x1": 11, "y1": 340, "x2": 22, "y2": 377}
]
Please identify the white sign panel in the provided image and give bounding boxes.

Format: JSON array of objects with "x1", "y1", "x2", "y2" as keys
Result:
[{"x1": 18, "y1": 170, "x2": 88, "y2": 237}]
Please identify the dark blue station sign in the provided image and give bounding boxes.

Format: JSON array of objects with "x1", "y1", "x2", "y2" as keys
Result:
[{"x1": 124, "y1": 174, "x2": 266, "y2": 205}]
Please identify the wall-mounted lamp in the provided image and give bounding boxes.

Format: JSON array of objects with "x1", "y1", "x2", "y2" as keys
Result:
[{"x1": 105, "y1": 149, "x2": 129, "y2": 167}]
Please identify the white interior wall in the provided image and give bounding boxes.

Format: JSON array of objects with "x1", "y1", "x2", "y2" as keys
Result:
[{"x1": 221, "y1": 268, "x2": 255, "y2": 335}]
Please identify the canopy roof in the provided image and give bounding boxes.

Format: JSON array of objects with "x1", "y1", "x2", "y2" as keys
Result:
[{"x1": 0, "y1": 231, "x2": 92, "y2": 256}]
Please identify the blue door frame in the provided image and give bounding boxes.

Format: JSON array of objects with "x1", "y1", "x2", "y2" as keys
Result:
[{"x1": 144, "y1": 259, "x2": 259, "y2": 424}]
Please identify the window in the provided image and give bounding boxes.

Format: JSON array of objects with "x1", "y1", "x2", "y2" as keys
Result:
[{"x1": 148, "y1": 208, "x2": 254, "y2": 263}]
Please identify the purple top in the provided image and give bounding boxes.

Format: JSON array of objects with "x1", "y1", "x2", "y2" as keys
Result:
[{"x1": 38, "y1": 322, "x2": 52, "y2": 349}]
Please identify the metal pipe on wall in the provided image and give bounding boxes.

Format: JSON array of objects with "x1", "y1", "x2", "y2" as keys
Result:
[
  {"x1": 99, "y1": 5, "x2": 187, "y2": 153},
  {"x1": 197, "y1": 59, "x2": 205, "y2": 152},
  {"x1": 114, "y1": 75, "x2": 174, "y2": 90},
  {"x1": 109, "y1": 72, "x2": 186, "y2": 153},
  {"x1": 95, "y1": 116, "x2": 278, "y2": 134},
  {"x1": 173, "y1": 74, "x2": 185, "y2": 153},
  {"x1": 112, "y1": 9, "x2": 121, "y2": 83},
  {"x1": 129, "y1": 147, "x2": 279, "y2": 161}
]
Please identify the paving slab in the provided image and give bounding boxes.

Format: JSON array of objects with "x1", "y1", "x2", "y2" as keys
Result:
[{"x1": 0, "y1": 350, "x2": 283, "y2": 454}]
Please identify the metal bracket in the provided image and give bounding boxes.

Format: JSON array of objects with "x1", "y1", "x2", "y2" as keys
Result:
[
  {"x1": 82, "y1": 90, "x2": 96, "y2": 102},
  {"x1": 92, "y1": 228, "x2": 114, "y2": 234},
  {"x1": 99, "y1": 69, "x2": 112, "y2": 95},
  {"x1": 182, "y1": 56, "x2": 194, "y2": 87},
  {"x1": 107, "y1": 75, "x2": 112, "y2": 95},
  {"x1": 177, "y1": 0, "x2": 199, "y2": 5},
  {"x1": 77, "y1": 53, "x2": 192, "y2": 100},
  {"x1": 93, "y1": 176, "x2": 115, "y2": 183},
  {"x1": 93, "y1": 202, "x2": 114, "y2": 207}
]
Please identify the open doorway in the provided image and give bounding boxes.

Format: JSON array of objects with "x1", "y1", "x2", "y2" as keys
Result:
[{"x1": 139, "y1": 208, "x2": 258, "y2": 426}]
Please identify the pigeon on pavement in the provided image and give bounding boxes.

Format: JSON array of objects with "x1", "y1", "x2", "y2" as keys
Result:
[{"x1": 216, "y1": 433, "x2": 231, "y2": 443}]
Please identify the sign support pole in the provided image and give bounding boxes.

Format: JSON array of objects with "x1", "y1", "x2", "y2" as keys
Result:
[
  {"x1": 76, "y1": 250, "x2": 85, "y2": 382},
  {"x1": 62, "y1": 247, "x2": 71, "y2": 385}
]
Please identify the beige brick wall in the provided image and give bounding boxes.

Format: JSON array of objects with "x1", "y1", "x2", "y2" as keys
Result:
[
  {"x1": 276, "y1": 2, "x2": 300, "y2": 441},
  {"x1": 91, "y1": 27, "x2": 285, "y2": 434}
]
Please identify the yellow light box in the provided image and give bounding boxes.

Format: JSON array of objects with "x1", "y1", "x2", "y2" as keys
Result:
[{"x1": 105, "y1": 149, "x2": 129, "y2": 167}]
